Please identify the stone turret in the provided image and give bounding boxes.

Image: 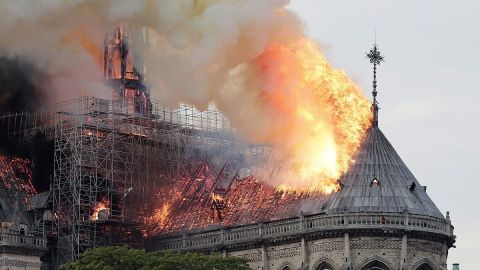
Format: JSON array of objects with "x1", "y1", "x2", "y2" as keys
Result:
[{"x1": 151, "y1": 114, "x2": 456, "y2": 270}]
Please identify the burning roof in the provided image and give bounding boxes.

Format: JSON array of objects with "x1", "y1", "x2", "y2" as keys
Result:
[
  {"x1": 144, "y1": 122, "x2": 447, "y2": 236},
  {"x1": 0, "y1": 155, "x2": 36, "y2": 195},
  {"x1": 143, "y1": 160, "x2": 332, "y2": 236},
  {"x1": 0, "y1": 155, "x2": 36, "y2": 225}
]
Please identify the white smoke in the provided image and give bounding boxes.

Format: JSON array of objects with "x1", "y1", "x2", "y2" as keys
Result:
[
  {"x1": 0, "y1": 0, "x2": 371, "y2": 190},
  {"x1": 0, "y1": 0, "x2": 300, "y2": 104},
  {"x1": 0, "y1": 0, "x2": 301, "y2": 131}
]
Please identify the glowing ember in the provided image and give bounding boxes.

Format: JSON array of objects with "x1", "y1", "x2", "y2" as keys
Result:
[
  {"x1": 211, "y1": 193, "x2": 224, "y2": 203},
  {"x1": 0, "y1": 156, "x2": 36, "y2": 194},
  {"x1": 142, "y1": 162, "x2": 330, "y2": 236},
  {"x1": 91, "y1": 199, "x2": 110, "y2": 221},
  {"x1": 253, "y1": 39, "x2": 372, "y2": 193}
]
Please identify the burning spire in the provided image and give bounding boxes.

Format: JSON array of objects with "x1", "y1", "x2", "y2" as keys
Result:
[
  {"x1": 104, "y1": 26, "x2": 152, "y2": 115},
  {"x1": 366, "y1": 40, "x2": 385, "y2": 127}
]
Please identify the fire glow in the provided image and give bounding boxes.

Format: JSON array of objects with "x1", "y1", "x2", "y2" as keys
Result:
[
  {"x1": 253, "y1": 39, "x2": 372, "y2": 193},
  {"x1": 55, "y1": 4, "x2": 372, "y2": 194},
  {"x1": 91, "y1": 199, "x2": 110, "y2": 221}
]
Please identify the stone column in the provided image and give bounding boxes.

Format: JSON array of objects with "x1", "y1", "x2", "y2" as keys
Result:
[
  {"x1": 400, "y1": 234, "x2": 407, "y2": 270},
  {"x1": 261, "y1": 244, "x2": 268, "y2": 270},
  {"x1": 439, "y1": 241, "x2": 448, "y2": 270},
  {"x1": 342, "y1": 232, "x2": 351, "y2": 269},
  {"x1": 446, "y1": 211, "x2": 452, "y2": 236},
  {"x1": 301, "y1": 237, "x2": 308, "y2": 267},
  {"x1": 182, "y1": 232, "x2": 187, "y2": 249}
]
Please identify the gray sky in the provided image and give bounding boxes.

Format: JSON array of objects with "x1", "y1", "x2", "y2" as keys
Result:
[{"x1": 288, "y1": 0, "x2": 479, "y2": 269}]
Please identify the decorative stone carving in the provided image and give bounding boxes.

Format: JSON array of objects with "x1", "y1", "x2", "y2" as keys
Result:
[
  {"x1": 411, "y1": 258, "x2": 436, "y2": 270},
  {"x1": 237, "y1": 252, "x2": 262, "y2": 262},
  {"x1": 0, "y1": 257, "x2": 42, "y2": 269},
  {"x1": 356, "y1": 255, "x2": 395, "y2": 270},
  {"x1": 408, "y1": 241, "x2": 443, "y2": 255},
  {"x1": 308, "y1": 241, "x2": 343, "y2": 253},
  {"x1": 277, "y1": 261, "x2": 295, "y2": 270},
  {"x1": 351, "y1": 239, "x2": 401, "y2": 250},
  {"x1": 268, "y1": 246, "x2": 301, "y2": 260},
  {"x1": 311, "y1": 257, "x2": 338, "y2": 270}
]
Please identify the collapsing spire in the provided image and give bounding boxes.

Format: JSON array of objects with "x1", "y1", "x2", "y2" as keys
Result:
[{"x1": 366, "y1": 43, "x2": 384, "y2": 127}]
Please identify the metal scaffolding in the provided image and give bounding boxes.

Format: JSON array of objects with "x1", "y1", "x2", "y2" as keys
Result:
[
  {"x1": 1, "y1": 94, "x2": 270, "y2": 265},
  {"x1": 33, "y1": 96, "x2": 266, "y2": 265},
  {"x1": 0, "y1": 26, "x2": 271, "y2": 267}
]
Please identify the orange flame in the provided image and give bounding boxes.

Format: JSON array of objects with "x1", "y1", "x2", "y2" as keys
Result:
[
  {"x1": 59, "y1": 27, "x2": 103, "y2": 66},
  {"x1": 91, "y1": 199, "x2": 110, "y2": 221},
  {"x1": 211, "y1": 193, "x2": 224, "y2": 203},
  {"x1": 150, "y1": 203, "x2": 171, "y2": 228},
  {"x1": 254, "y1": 39, "x2": 372, "y2": 193}
]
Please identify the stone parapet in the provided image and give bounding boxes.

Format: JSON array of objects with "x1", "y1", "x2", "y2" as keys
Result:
[
  {"x1": 152, "y1": 212, "x2": 454, "y2": 252},
  {"x1": 0, "y1": 233, "x2": 47, "y2": 250}
]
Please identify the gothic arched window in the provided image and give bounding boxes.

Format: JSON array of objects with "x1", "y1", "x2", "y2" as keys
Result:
[
  {"x1": 360, "y1": 260, "x2": 392, "y2": 270},
  {"x1": 281, "y1": 266, "x2": 293, "y2": 270},
  {"x1": 415, "y1": 263, "x2": 434, "y2": 270},
  {"x1": 316, "y1": 262, "x2": 334, "y2": 270}
]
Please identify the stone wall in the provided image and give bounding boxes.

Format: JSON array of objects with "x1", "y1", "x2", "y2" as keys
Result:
[
  {"x1": 227, "y1": 233, "x2": 446, "y2": 270},
  {"x1": 0, "y1": 253, "x2": 42, "y2": 270}
]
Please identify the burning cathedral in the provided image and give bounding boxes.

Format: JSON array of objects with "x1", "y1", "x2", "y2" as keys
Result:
[
  {"x1": 0, "y1": 21, "x2": 455, "y2": 270},
  {"x1": 149, "y1": 45, "x2": 457, "y2": 270}
]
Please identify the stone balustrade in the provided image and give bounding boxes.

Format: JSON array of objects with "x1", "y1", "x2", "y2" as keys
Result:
[
  {"x1": 153, "y1": 212, "x2": 453, "y2": 251},
  {"x1": 0, "y1": 233, "x2": 47, "y2": 249}
]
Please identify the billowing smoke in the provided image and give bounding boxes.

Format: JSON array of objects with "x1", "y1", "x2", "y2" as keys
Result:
[
  {"x1": 0, "y1": 57, "x2": 46, "y2": 114},
  {"x1": 0, "y1": 56, "x2": 45, "y2": 155},
  {"x1": 0, "y1": 57, "x2": 53, "y2": 191},
  {"x1": 0, "y1": 0, "x2": 372, "y2": 192}
]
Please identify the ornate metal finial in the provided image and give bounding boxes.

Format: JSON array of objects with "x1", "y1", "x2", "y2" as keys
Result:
[{"x1": 366, "y1": 38, "x2": 384, "y2": 127}]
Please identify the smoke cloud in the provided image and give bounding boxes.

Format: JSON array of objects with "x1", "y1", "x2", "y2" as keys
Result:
[
  {"x1": 0, "y1": 0, "x2": 372, "y2": 191},
  {"x1": 0, "y1": 57, "x2": 45, "y2": 157},
  {"x1": 0, "y1": 57, "x2": 46, "y2": 114}
]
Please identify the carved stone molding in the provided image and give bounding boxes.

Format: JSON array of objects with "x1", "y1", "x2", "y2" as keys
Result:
[
  {"x1": 268, "y1": 246, "x2": 301, "y2": 260},
  {"x1": 277, "y1": 261, "x2": 296, "y2": 270},
  {"x1": 351, "y1": 239, "x2": 401, "y2": 250},
  {"x1": 411, "y1": 258, "x2": 437, "y2": 270},
  {"x1": 0, "y1": 257, "x2": 42, "y2": 269},
  {"x1": 408, "y1": 240, "x2": 442, "y2": 255},
  {"x1": 308, "y1": 241, "x2": 343, "y2": 253},
  {"x1": 355, "y1": 255, "x2": 395, "y2": 270},
  {"x1": 311, "y1": 256, "x2": 338, "y2": 270},
  {"x1": 237, "y1": 251, "x2": 262, "y2": 262}
]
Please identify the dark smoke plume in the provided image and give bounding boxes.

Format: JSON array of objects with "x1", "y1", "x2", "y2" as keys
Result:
[
  {"x1": 0, "y1": 56, "x2": 46, "y2": 115},
  {"x1": 0, "y1": 56, "x2": 52, "y2": 192},
  {"x1": 30, "y1": 132, "x2": 54, "y2": 192},
  {"x1": 0, "y1": 56, "x2": 44, "y2": 155}
]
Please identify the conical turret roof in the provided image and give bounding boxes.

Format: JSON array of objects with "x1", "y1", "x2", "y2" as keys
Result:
[{"x1": 324, "y1": 126, "x2": 444, "y2": 219}]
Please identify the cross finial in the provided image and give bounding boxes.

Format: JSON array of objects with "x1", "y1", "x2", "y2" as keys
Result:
[{"x1": 366, "y1": 40, "x2": 384, "y2": 127}]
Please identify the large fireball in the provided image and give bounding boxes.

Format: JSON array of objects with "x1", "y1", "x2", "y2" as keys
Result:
[{"x1": 252, "y1": 39, "x2": 372, "y2": 193}]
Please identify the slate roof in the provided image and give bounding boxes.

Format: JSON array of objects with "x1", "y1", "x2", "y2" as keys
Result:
[
  {"x1": 325, "y1": 126, "x2": 444, "y2": 219},
  {"x1": 151, "y1": 122, "x2": 448, "y2": 234},
  {"x1": 25, "y1": 191, "x2": 50, "y2": 211},
  {"x1": 0, "y1": 186, "x2": 33, "y2": 225},
  {"x1": 0, "y1": 155, "x2": 35, "y2": 226}
]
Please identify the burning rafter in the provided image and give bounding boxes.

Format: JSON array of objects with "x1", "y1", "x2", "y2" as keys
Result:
[
  {"x1": 0, "y1": 155, "x2": 36, "y2": 194},
  {"x1": 142, "y1": 161, "x2": 331, "y2": 236}
]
